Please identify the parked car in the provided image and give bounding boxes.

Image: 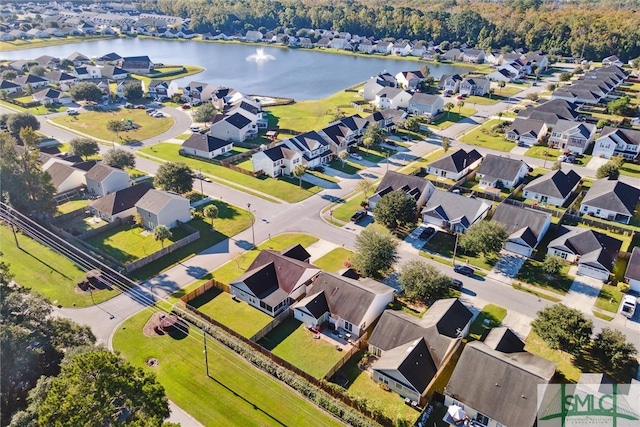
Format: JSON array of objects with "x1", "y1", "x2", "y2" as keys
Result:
[
  {"x1": 181, "y1": 104, "x2": 191, "y2": 109},
  {"x1": 124, "y1": 103, "x2": 133, "y2": 109},
  {"x1": 349, "y1": 153, "x2": 363, "y2": 161},
  {"x1": 190, "y1": 99, "x2": 202, "y2": 106},
  {"x1": 309, "y1": 165, "x2": 325, "y2": 173},
  {"x1": 450, "y1": 278, "x2": 463, "y2": 290},
  {"x1": 385, "y1": 140, "x2": 397, "y2": 146},
  {"x1": 418, "y1": 226, "x2": 436, "y2": 240},
  {"x1": 152, "y1": 112, "x2": 165, "y2": 118},
  {"x1": 621, "y1": 295, "x2": 637, "y2": 319},
  {"x1": 67, "y1": 109, "x2": 79, "y2": 116},
  {"x1": 190, "y1": 126, "x2": 201, "y2": 132},
  {"x1": 134, "y1": 104, "x2": 146, "y2": 109},
  {"x1": 454, "y1": 265, "x2": 474, "y2": 277},
  {"x1": 350, "y1": 210, "x2": 367, "y2": 223}
]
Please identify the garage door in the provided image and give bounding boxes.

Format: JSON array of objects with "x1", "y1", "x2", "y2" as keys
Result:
[
  {"x1": 504, "y1": 241, "x2": 532, "y2": 257},
  {"x1": 577, "y1": 264, "x2": 609, "y2": 281},
  {"x1": 422, "y1": 215, "x2": 444, "y2": 228}
]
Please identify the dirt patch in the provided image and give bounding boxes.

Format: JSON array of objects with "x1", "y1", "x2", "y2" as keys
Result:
[
  {"x1": 143, "y1": 312, "x2": 189, "y2": 339},
  {"x1": 143, "y1": 312, "x2": 165, "y2": 337}
]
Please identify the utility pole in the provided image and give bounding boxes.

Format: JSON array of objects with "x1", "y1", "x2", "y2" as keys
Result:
[
  {"x1": 247, "y1": 203, "x2": 255, "y2": 249},
  {"x1": 199, "y1": 169, "x2": 204, "y2": 195},
  {"x1": 452, "y1": 232, "x2": 459, "y2": 265},
  {"x1": 203, "y1": 330, "x2": 209, "y2": 377}
]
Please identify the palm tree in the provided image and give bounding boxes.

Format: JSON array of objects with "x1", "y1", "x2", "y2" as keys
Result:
[
  {"x1": 457, "y1": 100, "x2": 465, "y2": 114},
  {"x1": 356, "y1": 178, "x2": 376, "y2": 199},
  {"x1": 339, "y1": 151, "x2": 348, "y2": 168},
  {"x1": 293, "y1": 164, "x2": 306, "y2": 187},
  {"x1": 153, "y1": 225, "x2": 172, "y2": 248},
  {"x1": 498, "y1": 80, "x2": 506, "y2": 95},
  {"x1": 203, "y1": 204, "x2": 219, "y2": 229},
  {"x1": 488, "y1": 88, "x2": 495, "y2": 99},
  {"x1": 444, "y1": 102, "x2": 454, "y2": 118}
]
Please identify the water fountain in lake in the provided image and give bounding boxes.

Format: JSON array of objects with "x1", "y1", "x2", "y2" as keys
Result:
[{"x1": 246, "y1": 48, "x2": 276, "y2": 63}]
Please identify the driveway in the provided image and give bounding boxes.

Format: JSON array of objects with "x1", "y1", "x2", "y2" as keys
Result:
[
  {"x1": 562, "y1": 267, "x2": 604, "y2": 315},
  {"x1": 586, "y1": 156, "x2": 609, "y2": 171},
  {"x1": 302, "y1": 172, "x2": 340, "y2": 189},
  {"x1": 486, "y1": 251, "x2": 526, "y2": 284}
]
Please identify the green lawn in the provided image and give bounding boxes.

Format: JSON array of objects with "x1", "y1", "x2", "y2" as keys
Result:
[
  {"x1": 525, "y1": 332, "x2": 581, "y2": 383},
  {"x1": 430, "y1": 106, "x2": 477, "y2": 130},
  {"x1": 258, "y1": 318, "x2": 347, "y2": 379},
  {"x1": 465, "y1": 95, "x2": 500, "y2": 106},
  {"x1": 188, "y1": 288, "x2": 272, "y2": 337},
  {"x1": 0, "y1": 225, "x2": 118, "y2": 307},
  {"x1": 0, "y1": 35, "x2": 115, "y2": 51},
  {"x1": 515, "y1": 231, "x2": 574, "y2": 294},
  {"x1": 620, "y1": 161, "x2": 640, "y2": 178},
  {"x1": 397, "y1": 148, "x2": 445, "y2": 174},
  {"x1": 594, "y1": 283, "x2": 624, "y2": 313},
  {"x1": 134, "y1": 65, "x2": 205, "y2": 87},
  {"x1": 460, "y1": 119, "x2": 515, "y2": 151},
  {"x1": 112, "y1": 311, "x2": 343, "y2": 427},
  {"x1": 422, "y1": 231, "x2": 456, "y2": 258},
  {"x1": 525, "y1": 145, "x2": 563, "y2": 160},
  {"x1": 313, "y1": 247, "x2": 355, "y2": 272},
  {"x1": 328, "y1": 159, "x2": 364, "y2": 175},
  {"x1": 496, "y1": 85, "x2": 524, "y2": 99},
  {"x1": 55, "y1": 198, "x2": 89, "y2": 215},
  {"x1": 173, "y1": 133, "x2": 191, "y2": 140},
  {"x1": 468, "y1": 304, "x2": 507, "y2": 340},
  {"x1": 330, "y1": 191, "x2": 368, "y2": 223},
  {"x1": 139, "y1": 143, "x2": 322, "y2": 203},
  {"x1": 51, "y1": 109, "x2": 173, "y2": 142}
]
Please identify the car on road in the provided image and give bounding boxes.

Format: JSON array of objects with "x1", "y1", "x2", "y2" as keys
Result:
[
  {"x1": 309, "y1": 165, "x2": 325, "y2": 173},
  {"x1": 418, "y1": 226, "x2": 436, "y2": 240},
  {"x1": 401, "y1": 135, "x2": 411, "y2": 141},
  {"x1": 621, "y1": 295, "x2": 637, "y2": 319},
  {"x1": 349, "y1": 153, "x2": 363, "y2": 161},
  {"x1": 450, "y1": 278, "x2": 463, "y2": 290},
  {"x1": 454, "y1": 265, "x2": 474, "y2": 277},
  {"x1": 350, "y1": 210, "x2": 367, "y2": 223},
  {"x1": 385, "y1": 140, "x2": 397, "y2": 146},
  {"x1": 152, "y1": 112, "x2": 165, "y2": 118}
]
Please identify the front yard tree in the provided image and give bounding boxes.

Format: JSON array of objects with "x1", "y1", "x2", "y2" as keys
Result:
[
  {"x1": 531, "y1": 304, "x2": 593, "y2": 354},
  {"x1": 153, "y1": 224, "x2": 172, "y2": 248},
  {"x1": 1, "y1": 70, "x2": 17, "y2": 80},
  {"x1": 123, "y1": 82, "x2": 143, "y2": 101},
  {"x1": 542, "y1": 254, "x2": 564, "y2": 275},
  {"x1": 363, "y1": 123, "x2": 386, "y2": 148},
  {"x1": 444, "y1": 102, "x2": 454, "y2": 118},
  {"x1": 203, "y1": 204, "x2": 219, "y2": 229},
  {"x1": 106, "y1": 119, "x2": 125, "y2": 140},
  {"x1": 102, "y1": 147, "x2": 135, "y2": 169},
  {"x1": 7, "y1": 112, "x2": 39, "y2": 134},
  {"x1": 497, "y1": 80, "x2": 506, "y2": 94},
  {"x1": 28, "y1": 65, "x2": 45, "y2": 76},
  {"x1": 339, "y1": 150, "x2": 348, "y2": 168},
  {"x1": 69, "y1": 82, "x2": 103, "y2": 102},
  {"x1": 37, "y1": 349, "x2": 169, "y2": 426},
  {"x1": 559, "y1": 72, "x2": 572, "y2": 82},
  {"x1": 356, "y1": 178, "x2": 376, "y2": 199},
  {"x1": 154, "y1": 161, "x2": 193, "y2": 194},
  {"x1": 293, "y1": 164, "x2": 306, "y2": 187},
  {"x1": 192, "y1": 103, "x2": 217, "y2": 123},
  {"x1": 404, "y1": 116, "x2": 420, "y2": 132},
  {"x1": 373, "y1": 190, "x2": 417, "y2": 230},
  {"x1": 441, "y1": 137, "x2": 451, "y2": 152},
  {"x1": 68, "y1": 138, "x2": 99, "y2": 160},
  {"x1": 459, "y1": 221, "x2": 509, "y2": 256},
  {"x1": 352, "y1": 227, "x2": 398, "y2": 278},
  {"x1": 546, "y1": 83, "x2": 557, "y2": 92},
  {"x1": 457, "y1": 99, "x2": 465, "y2": 114},
  {"x1": 526, "y1": 92, "x2": 540, "y2": 102},
  {"x1": 592, "y1": 328, "x2": 638, "y2": 380},
  {"x1": 596, "y1": 161, "x2": 620, "y2": 180},
  {"x1": 399, "y1": 259, "x2": 451, "y2": 304}
]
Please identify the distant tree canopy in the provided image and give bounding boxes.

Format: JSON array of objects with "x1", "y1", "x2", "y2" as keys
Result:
[
  {"x1": 148, "y1": 0, "x2": 640, "y2": 61},
  {"x1": 69, "y1": 82, "x2": 103, "y2": 102}
]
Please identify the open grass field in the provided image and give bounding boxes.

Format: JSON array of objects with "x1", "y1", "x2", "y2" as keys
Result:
[
  {"x1": 139, "y1": 143, "x2": 322, "y2": 203},
  {"x1": 429, "y1": 106, "x2": 477, "y2": 130},
  {"x1": 112, "y1": 310, "x2": 343, "y2": 427},
  {"x1": 188, "y1": 288, "x2": 272, "y2": 337},
  {"x1": 459, "y1": 119, "x2": 515, "y2": 151},
  {"x1": 313, "y1": 247, "x2": 354, "y2": 272},
  {"x1": 258, "y1": 318, "x2": 346, "y2": 379},
  {"x1": 0, "y1": 225, "x2": 118, "y2": 307},
  {"x1": 468, "y1": 304, "x2": 507, "y2": 340},
  {"x1": 52, "y1": 109, "x2": 173, "y2": 142},
  {"x1": 464, "y1": 95, "x2": 500, "y2": 106}
]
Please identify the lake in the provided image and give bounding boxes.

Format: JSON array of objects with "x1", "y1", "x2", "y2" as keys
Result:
[{"x1": 1, "y1": 38, "x2": 474, "y2": 100}]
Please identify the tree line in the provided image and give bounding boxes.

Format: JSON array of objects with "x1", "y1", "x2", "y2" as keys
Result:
[{"x1": 145, "y1": 0, "x2": 640, "y2": 61}]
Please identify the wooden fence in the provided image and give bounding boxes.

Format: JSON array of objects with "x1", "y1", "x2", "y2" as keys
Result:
[
  {"x1": 562, "y1": 212, "x2": 636, "y2": 236},
  {"x1": 78, "y1": 217, "x2": 126, "y2": 240},
  {"x1": 179, "y1": 149, "x2": 263, "y2": 177},
  {"x1": 249, "y1": 308, "x2": 292, "y2": 342},
  {"x1": 125, "y1": 230, "x2": 199, "y2": 273},
  {"x1": 180, "y1": 278, "x2": 230, "y2": 302},
  {"x1": 323, "y1": 332, "x2": 368, "y2": 380},
  {"x1": 49, "y1": 223, "x2": 125, "y2": 271}
]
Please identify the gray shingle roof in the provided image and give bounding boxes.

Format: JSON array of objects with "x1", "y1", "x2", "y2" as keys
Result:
[
  {"x1": 581, "y1": 179, "x2": 640, "y2": 216},
  {"x1": 477, "y1": 154, "x2": 529, "y2": 183},
  {"x1": 518, "y1": 99, "x2": 578, "y2": 122},
  {"x1": 507, "y1": 118, "x2": 546, "y2": 139},
  {"x1": 524, "y1": 169, "x2": 581, "y2": 199},
  {"x1": 491, "y1": 203, "x2": 550, "y2": 248},
  {"x1": 372, "y1": 171, "x2": 430, "y2": 201},
  {"x1": 421, "y1": 191, "x2": 491, "y2": 229},
  {"x1": 46, "y1": 162, "x2": 77, "y2": 189},
  {"x1": 85, "y1": 163, "x2": 126, "y2": 183},
  {"x1": 548, "y1": 225, "x2": 622, "y2": 272},
  {"x1": 89, "y1": 181, "x2": 153, "y2": 216},
  {"x1": 261, "y1": 145, "x2": 298, "y2": 162},
  {"x1": 428, "y1": 149, "x2": 482, "y2": 173},
  {"x1": 182, "y1": 134, "x2": 231, "y2": 153},
  {"x1": 134, "y1": 189, "x2": 187, "y2": 215},
  {"x1": 625, "y1": 247, "x2": 640, "y2": 281},
  {"x1": 373, "y1": 337, "x2": 437, "y2": 393}
]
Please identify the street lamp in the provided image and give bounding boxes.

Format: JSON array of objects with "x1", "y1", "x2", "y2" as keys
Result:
[
  {"x1": 452, "y1": 231, "x2": 460, "y2": 266},
  {"x1": 247, "y1": 202, "x2": 255, "y2": 249},
  {"x1": 203, "y1": 330, "x2": 209, "y2": 377}
]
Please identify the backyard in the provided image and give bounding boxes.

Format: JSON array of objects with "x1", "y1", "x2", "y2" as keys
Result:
[
  {"x1": 112, "y1": 310, "x2": 343, "y2": 427},
  {"x1": 422, "y1": 230, "x2": 498, "y2": 272},
  {"x1": 524, "y1": 332, "x2": 581, "y2": 383},
  {"x1": 55, "y1": 198, "x2": 89, "y2": 215},
  {"x1": 313, "y1": 247, "x2": 355, "y2": 272}
]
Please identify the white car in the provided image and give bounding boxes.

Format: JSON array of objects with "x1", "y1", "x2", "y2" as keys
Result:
[
  {"x1": 190, "y1": 126, "x2": 201, "y2": 132},
  {"x1": 349, "y1": 153, "x2": 363, "y2": 161},
  {"x1": 621, "y1": 295, "x2": 637, "y2": 319}
]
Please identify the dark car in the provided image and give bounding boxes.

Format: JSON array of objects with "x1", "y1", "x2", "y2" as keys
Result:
[
  {"x1": 418, "y1": 226, "x2": 436, "y2": 240},
  {"x1": 450, "y1": 278, "x2": 463, "y2": 290},
  {"x1": 386, "y1": 140, "x2": 397, "y2": 146},
  {"x1": 310, "y1": 165, "x2": 325, "y2": 173},
  {"x1": 454, "y1": 265, "x2": 474, "y2": 277},
  {"x1": 350, "y1": 210, "x2": 367, "y2": 223}
]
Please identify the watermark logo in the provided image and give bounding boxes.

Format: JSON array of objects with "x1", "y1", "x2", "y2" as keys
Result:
[{"x1": 538, "y1": 383, "x2": 640, "y2": 427}]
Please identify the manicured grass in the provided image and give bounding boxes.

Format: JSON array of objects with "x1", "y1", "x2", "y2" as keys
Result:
[
  {"x1": 468, "y1": 304, "x2": 507, "y2": 340},
  {"x1": 422, "y1": 231, "x2": 456, "y2": 258},
  {"x1": 460, "y1": 119, "x2": 515, "y2": 152},
  {"x1": 133, "y1": 65, "x2": 205, "y2": 87},
  {"x1": 397, "y1": 148, "x2": 445, "y2": 174},
  {"x1": 525, "y1": 332, "x2": 581, "y2": 383},
  {"x1": 496, "y1": 85, "x2": 523, "y2": 99},
  {"x1": 51, "y1": 109, "x2": 173, "y2": 142},
  {"x1": 333, "y1": 351, "x2": 419, "y2": 425},
  {"x1": 112, "y1": 311, "x2": 343, "y2": 427},
  {"x1": 330, "y1": 191, "x2": 368, "y2": 223},
  {"x1": 55, "y1": 198, "x2": 88, "y2": 215},
  {"x1": 525, "y1": 145, "x2": 563, "y2": 160},
  {"x1": 515, "y1": 231, "x2": 574, "y2": 294},
  {"x1": 0, "y1": 225, "x2": 118, "y2": 307},
  {"x1": 173, "y1": 133, "x2": 191, "y2": 140},
  {"x1": 620, "y1": 161, "x2": 640, "y2": 178},
  {"x1": 465, "y1": 95, "x2": 500, "y2": 106},
  {"x1": 594, "y1": 283, "x2": 624, "y2": 313},
  {"x1": 430, "y1": 106, "x2": 477, "y2": 130},
  {"x1": 313, "y1": 247, "x2": 355, "y2": 272},
  {"x1": 328, "y1": 159, "x2": 364, "y2": 175},
  {"x1": 209, "y1": 234, "x2": 320, "y2": 284},
  {"x1": 259, "y1": 318, "x2": 346, "y2": 379},
  {"x1": 188, "y1": 288, "x2": 272, "y2": 338},
  {"x1": 139, "y1": 143, "x2": 322, "y2": 203}
]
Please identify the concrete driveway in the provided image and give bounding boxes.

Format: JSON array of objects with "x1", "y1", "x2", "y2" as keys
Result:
[
  {"x1": 487, "y1": 251, "x2": 526, "y2": 284},
  {"x1": 562, "y1": 267, "x2": 604, "y2": 315}
]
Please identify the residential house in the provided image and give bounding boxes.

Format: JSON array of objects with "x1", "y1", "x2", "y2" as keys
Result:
[
  {"x1": 438, "y1": 74, "x2": 463, "y2": 94},
  {"x1": 134, "y1": 189, "x2": 191, "y2": 229},
  {"x1": 45, "y1": 70, "x2": 77, "y2": 86},
  {"x1": 442, "y1": 48, "x2": 462, "y2": 62},
  {"x1": 551, "y1": 87, "x2": 603, "y2": 105},
  {"x1": 315, "y1": 37, "x2": 331, "y2": 49},
  {"x1": 580, "y1": 179, "x2": 640, "y2": 224},
  {"x1": 145, "y1": 79, "x2": 176, "y2": 99},
  {"x1": 32, "y1": 88, "x2": 72, "y2": 105},
  {"x1": 602, "y1": 55, "x2": 623, "y2": 67},
  {"x1": 85, "y1": 163, "x2": 130, "y2": 197},
  {"x1": 523, "y1": 169, "x2": 581, "y2": 207},
  {"x1": 395, "y1": 70, "x2": 425, "y2": 90},
  {"x1": 89, "y1": 181, "x2": 153, "y2": 222},
  {"x1": 462, "y1": 49, "x2": 485, "y2": 63},
  {"x1": 525, "y1": 51, "x2": 549, "y2": 71},
  {"x1": 374, "y1": 41, "x2": 393, "y2": 54},
  {"x1": 252, "y1": 144, "x2": 302, "y2": 177},
  {"x1": 0, "y1": 31, "x2": 16, "y2": 41},
  {"x1": 476, "y1": 154, "x2": 529, "y2": 189},
  {"x1": 423, "y1": 47, "x2": 443, "y2": 60},
  {"x1": 592, "y1": 127, "x2": 640, "y2": 160},
  {"x1": 484, "y1": 51, "x2": 503, "y2": 65},
  {"x1": 486, "y1": 67, "x2": 515, "y2": 82},
  {"x1": 100, "y1": 64, "x2": 129, "y2": 80},
  {"x1": 34, "y1": 55, "x2": 60, "y2": 68},
  {"x1": 356, "y1": 39, "x2": 373, "y2": 53},
  {"x1": 547, "y1": 225, "x2": 622, "y2": 280},
  {"x1": 391, "y1": 41, "x2": 412, "y2": 56},
  {"x1": 548, "y1": 120, "x2": 596, "y2": 154},
  {"x1": 181, "y1": 133, "x2": 233, "y2": 159},
  {"x1": 363, "y1": 72, "x2": 397, "y2": 101},
  {"x1": 372, "y1": 88, "x2": 412, "y2": 110},
  {"x1": 116, "y1": 56, "x2": 153, "y2": 74},
  {"x1": 336, "y1": 115, "x2": 369, "y2": 139},
  {"x1": 95, "y1": 52, "x2": 122, "y2": 65},
  {"x1": 209, "y1": 112, "x2": 257, "y2": 143},
  {"x1": 445, "y1": 328, "x2": 556, "y2": 427},
  {"x1": 293, "y1": 272, "x2": 394, "y2": 338},
  {"x1": 182, "y1": 81, "x2": 212, "y2": 102},
  {"x1": 114, "y1": 79, "x2": 142, "y2": 99},
  {"x1": 491, "y1": 203, "x2": 551, "y2": 257},
  {"x1": 231, "y1": 249, "x2": 321, "y2": 317},
  {"x1": 329, "y1": 37, "x2": 349, "y2": 50},
  {"x1": 426, "y1": 148, "x2": 483, "y2": 181},
  {"x1": 411, "y1": 42, "x2": 427, "y2": 57},
  {"x1": 298, "y1": 37, "x2": 313, "y2": 48},
  {"x1": 459, "y1": 77, "x2": 490, "y2": 96},
  {"x1": 421, "y1": 191, "x2": 491, "y2": 233},
  {"x1": 8, "y1": 30, "x2": 28, "y2": 40},
  {"x1": 26, "y1": 28, "x2": 49, "y2": 38},
  {"x1": 0, "y1": 80, "x2": 23, "y2": 95},
  {"x1": 518, "y1": 99, "x2": 579, "y2": 124},
  {"x1": 282, "y1": 131, "x2": 333, "y2": 168},
  {"x1": 44, "y1": 161, "x2": 87, "y2": 194},
  {"x1": 368, "y1": 300, "x2": 472, "y2": 403},
  {"x1": 13, "y1": 74, "x2": 49, "y2": 89},
  {"x1": 368, "y1": 171, "x2": 435, "y2": 210},
  {"x1": 407, "y1": 93, "x2": 444, "y2": 117},
  {"x1": 364, "y1": 109, "x2": 405, "y2": 132},
  {"x1": 67, "y1": 52, "x2": 92, "y2": 66},
  {"x1": 624, "y1": 247, "x2": 640, "y2": 292},
  {"x1": 245, "y1": 30, "x2": 263, "y2": 42},
  {"x1": 505, "y1": 119, "x2": 548, "y2": 146},
  {"x1": 320, "y1": 123, "x2": 354, "y2": 156}
]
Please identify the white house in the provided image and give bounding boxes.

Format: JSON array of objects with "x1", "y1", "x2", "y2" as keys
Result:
[
  {"x1": 505, "y1": 119, "x2": 548, "y2": 147},
  {"x1": 44, "y1": 162, "x2": 87, "y2": 194},
  {"x1": 523, "y1": 169, "x2": 582, "y2": 207},
  {"x1": 0, "y1": 80, "x2": 23, "y2": 95},
  {"x1": 491, "y1": 203, "x2": 551, "y2": 257},
  {"x1": 134, "y1": 189, "x2": 191, "y2": 229},
  {"x1": 395, "y1": 70, "x2": 425, "y2": 90},
  {"x1": 592, "y1": 127, "x2": 640, "y2": 160},
  {"x1": 624, "y1": 247, "x2": 640, "y2": 292},
  {"x1": 580, "y1": 179, "x2": 640, "y2": 224},
  {"x1": 486, "y1": 68, "x2": 515, "y2": 82},
  {"x1": 391, "y1": 41, "x2": 412, "y2": 56},
  {"x1": 373, "y1": 88, "x2": 412, "y2": 110},
  {"x1": 459, "y1": 77, "x2": 490, "y2": 96},
  {"x1": 476, "y1": 154, "x2": 529, "y2": 189},
  {"x1": 245, "y1": 30, "x2": 263, "y2": 42},
  {"x1": 548, "y1": 120, "x2": 596, "y2": 154},
  {"x1": 282, "y1": 131, "x2": 332, "y2": 168},
  {"x1": 407, "y1": 93, "x2": 444, "y2": 117},
  {"x1": 85, "y1": 164, "x2": 130, "y2": 197},
  {"x1": 251, "y1": 145, "x2": 303, "y2": 177},
  {"x1": 439, "y1": 74, "x2": 463, "y2": 94},
  {"x1": 209, "y1": 113, "x2": 257, "y2": 143},
  {"x1": 426, "y1": 148, "x2": 483, "y2": 181},
  {"x1": 462, "y1": 49, "x2": 485, "y2": 63},
  {"x1": 181, "y1": 134, "x2": 233, "y2": 159},
  {"x1": 368, "y1": 171, "x2": 435, "y2": 210}
]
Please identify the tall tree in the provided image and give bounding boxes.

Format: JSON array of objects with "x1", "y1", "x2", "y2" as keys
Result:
[
  {"x1": 123, "y1": 82, "x2": 143, "y2": 101},
  {"x1": 192, "y1": 103, "x2": 218, "y2": 123},
  {"x1": 362, "y1": 123, "x2": 385, "y2": 148},
  {"x1": 399, "y1": 259, "x2": 452, "y2": 303},
  {"x1": 102, "y1": 147, "x2": 135, "y2": 169},
  {"x1": 154, "y1": 162, "x2": 193, "y2": 194},
  {"x1": 68, "y1": 138, "x2": 99, "y2": 160},
  {"x1": 441, "y1": 137, "x2": 451, "y2": 152},
  {"x1": 69, "y1": 82, "x2": 103, "y2": 102},
  {"x1": 591, "y1": 328, "x2": 638, "y2": 381},
  {"x1": 356, "y1": 178, "x2": 376, "y2": 199},
  {"x1": 459, "y1": 221, "x2": 509, "y2": 256},
  {"x1": 373, "y1": 190, "x2": 417, "y2": 230},
  {"x1": 531, "y1": 304, "x2": 593, "y2": 355},
  {"x1": 106, "y1": 120, "x2": 125, "y2": 140},
  {"x1": 203, "y1": 204, "x2": 219, "y2": 229},
  {"x1": 352, "y1": 227, "x2": 398, "y2": 278},
  {"x1": 497, "y1": 80, "x2": 506, "y2": 95},
  {"x1": 153, "y1": 225, "x2": 172, "y2": 248},
  {"x1": 338, "y1": 150, "x2": 348, "y2": 168},
  {"x1": 444, "y1": 102, "x2": 454, "y2": 118},
  {"x1": 6, "y1": 112, "x2": 39, "y2": 135},
  {"x1": 293, "y1": 164, "x2": 306, "y2": 187},
  {"x1": 456, "y1": 99, "x2": 465, "y2": 114},
  {"x1": 404, "y1": 116, "x2": 420, "y2": 132}
]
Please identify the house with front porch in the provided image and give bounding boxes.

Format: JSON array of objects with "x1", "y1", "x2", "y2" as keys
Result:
[
  {"x1": 476, "y1": 154, "x2": 529, "y2": 189},
  {"x1": 421, "y1": 191, "x2": 491, "y2": 233},
  {"x1": 251, "y1": 144, "x2": 302, "y2": 177},
  {"x1": 426, "y1": 148, "x2": 483, "y2": 181},
  {"x1": 14, "y1": 74, "x2": 49, "y2": 89},
  {"x1": 592, "y1": 127, "x2": 640, "y2": 160},
  {"x1": 32, "y1": 88, "x2": 73, "y2": 105},
  {"x1": 0, "y1": 80, "x2": 22, "y2": 95},
  {"x1": 505, "y1": 119, "x2": 548, "y2": 146},
  {"x1": 548, "y1": 120, "x2": 596, "y2": 154},
  {"x1": 368, "y1": 171, "x2": 435, "y2": 210},
  {"x1": 293, "y1": 272, "x2": 394, "y2": 338},
  {"x1": 459, "y1": 77, "x2": 490, "y2": 96},
  {"x1": 407, "y1": 93, "x2": 444, "y2": 117},
  {"x1": 181, "y1": 133, "x2": 233, "y2": 159},
  {"x1": 282, "y1": 131, "x2": 333, "y2": 168},
  {"x1": 319, "y1": 123, "x2": 354, "y2": 156},
  {"x1": 523, "y1": 169, "x2": 581, "y2": 207},
  {"x1": 580, "y1": 179, "x2": 640, "y2": 224},
  {"x1": 134, "y1": 189, "x2": 191, "y2": 230},
  {"x1": 391, "y1": 41, "x2": 412, "y2": 56},
  {"x1": 231, "y1": 249, "x2": 321, "y2": 317}
]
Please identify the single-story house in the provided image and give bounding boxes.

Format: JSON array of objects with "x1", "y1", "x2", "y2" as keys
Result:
[
  {"x1": 245, "y1": 30, "x2": 263, "y2": 42},
  {"x1": 293, "y1": 272, "x2": 395, "y2": 338},
  {"x1": 100, "y1": 64, "x2": 129, "y2": 80},
  {"x1": 251, "y1": 144, "x2": 303, "y2": 177},
  {"x1": 421, "y1": 190, "x2": 491, "y2": 233},
  {"x1": 85, "y1": 163, "x2": 131, "y2": 197},
  {"x1": 230, "y1": 249, "x2": 321, "y2": 317},
  {"x1": 476, "y1": 154, "x2": 529, "y2": 189},
  {"x1": 486, "y1": 67, "x2": 515, "y2": 82},
  {"x1": 368, "y1": 171, "x2": 435, "y2": 210},
  {"x1": 14, "y1": 74, "x2": 49, "y2": 89},
  {"x1": 548, "y1": 120, "x2": 596, "y2": 154},
  {"x1": 624, "y1": 247, "x2": 640, "y2": 292},
  {"x1": 134, "y1": 189, "x2": 191, "y2": 230},
  {"x1": 602, "y1": 55, "x2": 623, "y2": 67},
  {"x1": 445, "y1": 327, "x2": 556, "y2": 427},
  {"x1": 407, "y1": 93, "x2": 444, "y2": 117},
  {"x1": 491, "y1": 203, "x2": 551, "y2": 257},
  {"x1": 523, "y1": 169, "x2": 582, "y2": 207},
  {"x1": 592, "y1": 127, "x2": 640, "y2": 160},
  {"x1": 45, "y1": 70, "x2": 77, "y2": 86},
  {"x1": 580, "y1": 179, "x2": 640, "y2": 224},
  {"x1": 505, "y1": 119, "x2": 548, "y2": 146},
  {"x1": 181, "y1": 133, "x2": 233, "y2": 159},
  {"x1": 32, "y1": 88, "x2": 73, "y2": 105},
  {"x1": 89, "y1": 181, "x2": 153, "y2": 222},
  {"x1": 547, "y1": 225, "x2": 622, "y2": 280},
  {"x1": 426, "y1": 148, "x2": 483, "y2": 181},
  {"x1": 0, "y1": 79, "x2": 23, "y2": 95}
]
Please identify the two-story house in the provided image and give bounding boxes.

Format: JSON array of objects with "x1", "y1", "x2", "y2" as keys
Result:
[
  {"x1": 458, "y1": 77, "x2": 490, "y2": 96},
  {"x1": 251, "y1": 144, "x2": 302, "y2": 177},
  {"x1": 209, "y1": 112, "x2": 257, "y2": 143},
  {"x1": 85, "y1": 163, "x2": 130, "y2": 197},
  {"x1": 592, "y1": 127, "x2": 640, "y2": 160},
  {"x1": 134, "y1": 189, "x2": 191, "y2": 230},
  {"x1": 373, "y1": 87, "x2": 412, "y2": 110},
  {"x1": 282, "y1": 131, "x2": 333, "y2": 168},
  {"x1": 548, "y1": 120, "x2": 596, "y2": 154},
  {"x1": 438, "y1": 74, "x2": 463, "y2": 94},
  {"x1": 395, "y1": 70, "x2": 425, "y2": 90},
  {"x1": 407, "y1": 93, "x2": 444, "y2": 117}
]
